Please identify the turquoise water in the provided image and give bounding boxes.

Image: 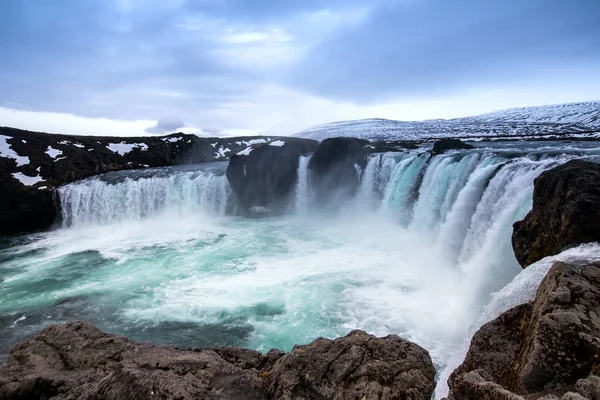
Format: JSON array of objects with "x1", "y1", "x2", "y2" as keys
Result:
[{"x1": 2, "y1": 141, "x2": 600, "y2": 398}]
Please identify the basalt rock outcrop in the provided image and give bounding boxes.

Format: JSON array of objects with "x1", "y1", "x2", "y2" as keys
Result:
[
  {"x1": 0, "y1": 321, "x2": 436, "y2": 400},
  {"x1": 446, "y1": 261, "x2": 600, "y2": 400},
  {"x1": 512, "y1": 160, "x2": 600, "y2": 267},
  {"x1": 270, "y1": 329, "x2": 436, "y2": 400},
  {"x1": 0, "y1": 126, "x2": 292, "y2": 234},
  {"x1": 226, "y1": 138, "x2": 318, "y2": 216},
  {"x1": 431, "y1": 138, "x2": 474, "y2": 155},
  {"x1": 308, "y1": 137, "x2": 372, "y2": 207}
]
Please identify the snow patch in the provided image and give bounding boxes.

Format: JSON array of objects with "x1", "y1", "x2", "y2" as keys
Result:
[
  {"x1": 237, "y1": 147, "x2": 253, "y2": 156},
  {"x1": 0, "y1": 135, "x2": 29, "y2": 166},
  {"x1": 12, "y1": 172, "x2": 44, "y2": 186},
  {"x1": 247, "y1": 139, "x2": 267, "y2": 145},
  {"x1": 73, "y1": 143, "x2": 85, "y2": 148},
  {"x1": 106, "y1": 142, "x2": 148, "y2": 155},
  {"x1": 45, "y1": 146, "x2": 63, "y2": 159},
  {"x1": 211, "y1": 142, "x2": 218, "y2": 148},
  {"x1": 270, "y1": 140, "x2": 285, "y2": 147},
  {"x1": 215, "y1": 147, "x2": 230, "y2": 158},
  {"x1": 162, "y1": 137, "x2": 182, "y2": 143}
]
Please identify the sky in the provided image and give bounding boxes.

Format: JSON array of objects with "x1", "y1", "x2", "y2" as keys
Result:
[{"x1": 0, "y1": 0, "x2": 599, "y2": 137}]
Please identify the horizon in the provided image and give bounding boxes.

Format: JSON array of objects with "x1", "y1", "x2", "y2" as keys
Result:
[{"x1": 1, "y1": 1, "x2": 600, "y2": 137}]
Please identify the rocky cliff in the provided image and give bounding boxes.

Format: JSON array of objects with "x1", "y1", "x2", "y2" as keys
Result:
[
  {"x1": 0, "y1": 127, "x2": 296, "y2": 234},
  {"x1": 512, "y1": 160, "x2": 600, "y2": 267}
]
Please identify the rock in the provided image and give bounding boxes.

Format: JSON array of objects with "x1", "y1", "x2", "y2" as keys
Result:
[
  {"x1": 0, "y1": 321, "x2": 271, "y2": 399},
  {"x1": 308, "y1": 137, "x2": 372, "y2": 207},
  {"x1": 269, "y1": 329, "x2": 436, "y2": 400},
  {"x1": 431, "y1": 139, "x2": 474, "y2": 155},
  {"x1": 0, "y1": 323, "x2": 436, "y2": 400},
  {"x1": 447, "y1": 261, "x2": 600, "y2": 400},
  {"x1": 512, "y1": 160, "x2": 600, "y2": 267},
  {"x1": 447, "y1": 303, "x2": 532, "y2": 400},
  {"x1": 226, "y1": 138, "x2": 318, "y2": 215},
  {"x1": 0, "y1": 126, "x2": 297, "y2": 234},
  {"x1": 575, "y1": 375, "x2": 600, "y2": 399}
]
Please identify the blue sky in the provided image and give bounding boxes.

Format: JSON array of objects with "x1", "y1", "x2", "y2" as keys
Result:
[{"x1": 0, "y1": 0, "x2": 599, "y2": 136}]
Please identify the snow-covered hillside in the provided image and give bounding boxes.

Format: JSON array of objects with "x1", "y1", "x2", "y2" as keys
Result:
[{"x1": 295, "y1": 101, "x2": 600, "y2": 141}]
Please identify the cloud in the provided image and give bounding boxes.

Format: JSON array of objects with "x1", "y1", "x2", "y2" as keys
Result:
[
  {"x1": 145, "y1": 117, "x2": 185, "y2": 134},
  {"x1": 288, "y1": 0, "x2": 600, "y2": 103},
  {"x1": 0, "y1": 0, "x2": 599, "y2": 136}
]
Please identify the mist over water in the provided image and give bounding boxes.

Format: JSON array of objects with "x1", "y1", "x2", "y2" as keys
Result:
[{"x1": 2, "y1": 142, "x2": 600, "y2": 398}]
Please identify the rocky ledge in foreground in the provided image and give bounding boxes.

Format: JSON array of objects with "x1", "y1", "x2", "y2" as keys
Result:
[
  {"x1": 512, "y1": 159, "x2": 600, "y2": 267},
  {"x1": 446, "y1": 260, "x2": 600, "y2": 400},
  {"x1": 0, "y1": 322, "x2": 436, "y2": 400}
]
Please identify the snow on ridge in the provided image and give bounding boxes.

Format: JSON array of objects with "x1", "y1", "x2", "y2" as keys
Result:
[
  {"x1": 0, "y1": 135, "x2": 30, "y2": 166},
  {"x1": 163, "y1": 137, "x2": 183, "y2": 143},
  {"x1": 237, "y1": 147, "x2": 253, "y2": 156},
  {"x1": 106, "y1": 142, "x2": 149, "y2": 155},
  {"x1": 295, "y1": 101, "x2": 600, "y2": 141},
  {"x1": 270, "y1": 140, "x2": 285, "y2": 147}
]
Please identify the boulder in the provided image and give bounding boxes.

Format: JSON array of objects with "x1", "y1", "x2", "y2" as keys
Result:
[
  {"x1": 512, "y1": 160, "x2": 600, "y2": 267},
  {"x1": 0, "y1": 322, "x2": 437, "y2": 400},
  {"x1": 431, "y1": 139, "x2": 474, "y2": 155},
  {"x1": 308, "y1": 137, "x2": 372, "y2": 207},
  {"x1": 447, "y1": 261, "x2": 600, "y2": 400},
  {"x1": 226, "y1": 138, "x2": 318, "y2": 215},
  {"x1": 269, "y1": 329, "x2": 436, "y2": 400}
]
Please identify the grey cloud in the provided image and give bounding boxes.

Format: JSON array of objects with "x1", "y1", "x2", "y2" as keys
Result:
[{"x1": 145, "y1": 117, "x2": 185, "y2": 134}]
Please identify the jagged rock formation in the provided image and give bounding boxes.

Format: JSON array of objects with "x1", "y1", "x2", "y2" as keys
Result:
[
  {"x1": 431, "y1": 139, "x2": 474, "y2": 155},
  {"x1": 512, "y1": 160, "x2": 600, "y2": 267},
  {"x1": 446, "y1": 260, "x2": 600, "y2": 400},
  {"x1": 0, "y1": 126, "x2": 292, "y2": 234},
  {"x1": 226, "y1": 138, "x2": 318, "y2": 216},
  {"x1": 270, "y1": 330, "x2": 436, "y2": 400},
  {"x1": 308, "y1": 137, "x2": 372, "y2": 207},
  {"x1": 0, "y1": 321, "x2": 436, "y2": 400}
]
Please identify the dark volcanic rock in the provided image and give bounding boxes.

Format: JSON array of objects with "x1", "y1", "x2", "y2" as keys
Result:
[
  {"x1": 308, "y1": 137, "x2": 372, "y2": 207},
  {"x1": 226, "y1": 138, "x2": 318, "y2": 215},
  {"x1": 269, "y1": 329, "x2": 436, "y2": 400},
  {"x1": 512, "y1": 160, "x2": 600, "y2": 267},
  {"x1": 0, "y1": 323, "x2": 436, "y2": 400},
  {"x1": 447, "y1": 261, "x2": 600, "y2": 400},
  {"x1": 431, "y1": 139, "x2": 474, "y2": 155},
  {"x1": 0, "y1": 321, "x2": 272, "y2": 400},
  {"x1": 0, "y1": 126, "x2": 294, "y2": 234}
]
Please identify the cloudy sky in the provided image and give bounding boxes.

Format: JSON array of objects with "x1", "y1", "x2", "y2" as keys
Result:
[{"x1": 0, "y1": 0, "x2": 599, "y2": 136}]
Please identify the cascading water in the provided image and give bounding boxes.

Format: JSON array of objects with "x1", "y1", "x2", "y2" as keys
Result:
[
  {"x1": 58, "y1": 168, "x2": 232, "y2": 227},
  {"x1": 294, "y1": 155, "x2": 312, "y2": 214},
  {"x1": 3, "y1": 142, "x2": 600, "y2": 398}
]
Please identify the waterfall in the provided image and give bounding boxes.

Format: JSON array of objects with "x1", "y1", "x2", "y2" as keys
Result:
[
  {"x1": 58, "y1": 169, "x2": 232, "y2": 227},
  {"x1": 295, "y1": 155, "x2": 312, "y2": 214}
]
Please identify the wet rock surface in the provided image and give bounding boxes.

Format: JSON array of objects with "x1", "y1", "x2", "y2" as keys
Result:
[
  {"x1": 431, "y1": 139, "x2": 474, "y2": 155},
  {"x1": 512, "y1": 159, "x2": 600, "y2": 267},
  {"x1": 446, "y1": 261, "x2": 600, "y2": 400},
  {"x1": 226, "y1": 138, "x2": 318, "y2": 215},
  {"x1": 308, "y1": 137, "x2": 372, "y2": 207},
  {"x1": 0, "y1": 322, "x2": 436, "y2": 400}
]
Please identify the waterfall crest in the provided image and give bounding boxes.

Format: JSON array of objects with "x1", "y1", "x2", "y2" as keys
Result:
[{"x1": 58, "y1": 169, "x2": 231, "y2": 227}]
